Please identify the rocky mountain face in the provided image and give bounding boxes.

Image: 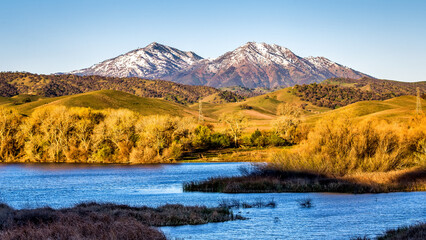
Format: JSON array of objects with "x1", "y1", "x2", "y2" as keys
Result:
[{"x1": 69, "y1": 42, "x2": 372, "y2": 88}]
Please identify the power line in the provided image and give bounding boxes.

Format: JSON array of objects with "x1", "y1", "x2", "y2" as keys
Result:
[
  {"x1": 416, "y1": 87, "x2": 422, "y2": 115},
  {"x1": 198, "y1": 99, "x2": 204, "y2": 123}
]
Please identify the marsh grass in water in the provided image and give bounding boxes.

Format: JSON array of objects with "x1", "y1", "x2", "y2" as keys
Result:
[
  {"x1": 183, "y1": 166, "x2": 425, "y2": 193},
  {"x1": 0, "y1": 202, "x2": 244, "y2": 240},
  {"x1": 218, "y1": 198, "x2": 276, "y2": 209},
  {"x1": 298, "y1": 198, "x2": 313, "y2": 208}
]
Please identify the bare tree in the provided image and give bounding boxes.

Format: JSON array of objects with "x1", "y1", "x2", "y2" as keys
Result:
[{"x1": 219, "y1": 113, "x2": 247, "y2": 146}]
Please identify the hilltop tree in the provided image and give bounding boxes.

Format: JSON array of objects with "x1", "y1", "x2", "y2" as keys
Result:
[{"x1": 276, "y1": 102, "x2": 302, "y2": 117}]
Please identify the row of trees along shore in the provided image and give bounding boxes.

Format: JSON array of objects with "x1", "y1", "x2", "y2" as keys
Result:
[
  {"x1": 1, "y1": 101, "x2": 424, "y2": 169},
  {"x1": 0, "y1": 103, "x2": 304, "y2": 163}
]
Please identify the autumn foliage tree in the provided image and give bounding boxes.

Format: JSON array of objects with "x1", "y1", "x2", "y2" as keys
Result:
[
  {"x1": 0, "y1": 106, "x2": 203, "y2": 164},
  {"x1": 0, "y1": 108, "x2": 22, "y2": 161},
  {"x1": 272, "y1": 103, "x2": 304, "y2": 144}
]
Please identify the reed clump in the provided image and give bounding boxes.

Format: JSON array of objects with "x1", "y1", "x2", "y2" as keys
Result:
[
  {"x1": 377, "y1": 222, "x2": 426, "y2": 240},
  {"x1": 218, "y1": 198, "x2": 276, "y2": 209},
  {"x1": 298, "y1": 198, "x2": 313, "y2": 208}
]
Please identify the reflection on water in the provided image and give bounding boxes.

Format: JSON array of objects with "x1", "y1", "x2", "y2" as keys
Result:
[
  {"x1": 1, "y1": 162, "x2": 167, "y2": 171},
  {"x1": 0, "y1": 163, "x2": 424, "y2": 240}
]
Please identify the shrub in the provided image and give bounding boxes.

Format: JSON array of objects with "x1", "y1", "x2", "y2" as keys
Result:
[
  {"x1": 210, "y1": 133, "x2": 232, "y2": 149},
  {"x1": 239, "y1": 103, "x2": 252, "y2": 109},
  {"x1": 243, "y1": 130, "x2": 287, "y2": 147},
  {"x1": 192, "y1": 125, "x2": 213, "y2": 149}
]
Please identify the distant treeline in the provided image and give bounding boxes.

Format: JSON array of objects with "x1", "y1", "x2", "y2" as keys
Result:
[
  {"x1": 293, "y1": 77, "x2": 426, "y2": 109},
  {"x1": 0, "y1": 72, "x2": 223, "y2": 104},
  {"x1": 219, "y1": 86, "x2": 277, "y2": 98},
  {"x1": 217, "y1": 91, "x2": 245, "y2": 102}
]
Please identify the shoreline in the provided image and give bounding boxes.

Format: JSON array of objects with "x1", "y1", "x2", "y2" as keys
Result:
[{"x1": 1, "y1": 162, "x2": 424, "y2": 194}]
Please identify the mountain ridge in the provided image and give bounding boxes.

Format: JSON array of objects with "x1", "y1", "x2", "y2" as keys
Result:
[{"x1": 69, "y1": 42, "x2": 372, "y2": 88}]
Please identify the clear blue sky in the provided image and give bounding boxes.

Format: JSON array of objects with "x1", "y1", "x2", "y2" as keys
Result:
[{"x1": 1, "y1": 0, "x2": 425, "y2": 82}]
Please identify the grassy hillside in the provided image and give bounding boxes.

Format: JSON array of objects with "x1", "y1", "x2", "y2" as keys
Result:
[
  {"x1": 323, "y1": 77, "x2": 426, "y2": 94},
  {"x1": 195, "y1": 87, "x2": 331, "y2": 130},
  {"x1": 2, "y1": 90, "x2": 196, "y2": 117},
  {"x1": 198, "y1": 87, "x2": 424, "y2": 130},
  {"x1": 199, "y1": 87, "x2": 330, "y2": 117},
  {"x1": 2, "y1": 81, "x2": 422, "y2": 129},
  {"x1": 307, "y1": 95, "x2": 426, "y2": 123},
  {"x1": 295, "y1": 77, "x2": 426, "y2": 109}
]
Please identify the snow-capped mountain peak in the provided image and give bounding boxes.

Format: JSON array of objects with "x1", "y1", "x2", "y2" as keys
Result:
[
  {"x1": 218, "y1": 42, "x2": 304, "y2": 68},
  {"x1": 70, "y1": 42, "x2": 203, "y2": 78},
  {"x1": 69, "y1": 42, "x2": 372, "y2": 88}
]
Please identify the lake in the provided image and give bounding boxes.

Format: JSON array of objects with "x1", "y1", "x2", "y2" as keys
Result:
[{"x1": 0, "y1": 162, "x2": 424, "y2": 239}]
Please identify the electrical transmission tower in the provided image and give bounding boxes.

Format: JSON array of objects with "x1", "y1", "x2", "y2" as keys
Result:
[
  {"x1": 416, "y1": 87, "x2": 422, "y2": 115},
  {"x1": 198, "y1": 99, "x2": 204, "y2": 123}
]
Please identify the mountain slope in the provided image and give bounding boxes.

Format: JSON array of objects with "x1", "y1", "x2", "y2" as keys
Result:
[
  {"x1": 68, "y1": 42, "x2": 372, "y2": 88},
  {"x1": 70, "y1": 42, "x2": 202, "y2": 78},
  {"x1": 307, "y1": 95, "x2": 426, "y2": 123},
  {"x1": 167, "y1": 42, "x2": 370, "y2": 88}
]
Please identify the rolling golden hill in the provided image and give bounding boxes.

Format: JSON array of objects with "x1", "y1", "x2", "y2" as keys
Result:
[{"x1": 1, "y1": 90, "x2": 197, "y2": 117}]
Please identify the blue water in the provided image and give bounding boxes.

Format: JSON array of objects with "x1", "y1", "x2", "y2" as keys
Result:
[{"x1": 0, "y1": 163, "x2": 424, "y2": 239}]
